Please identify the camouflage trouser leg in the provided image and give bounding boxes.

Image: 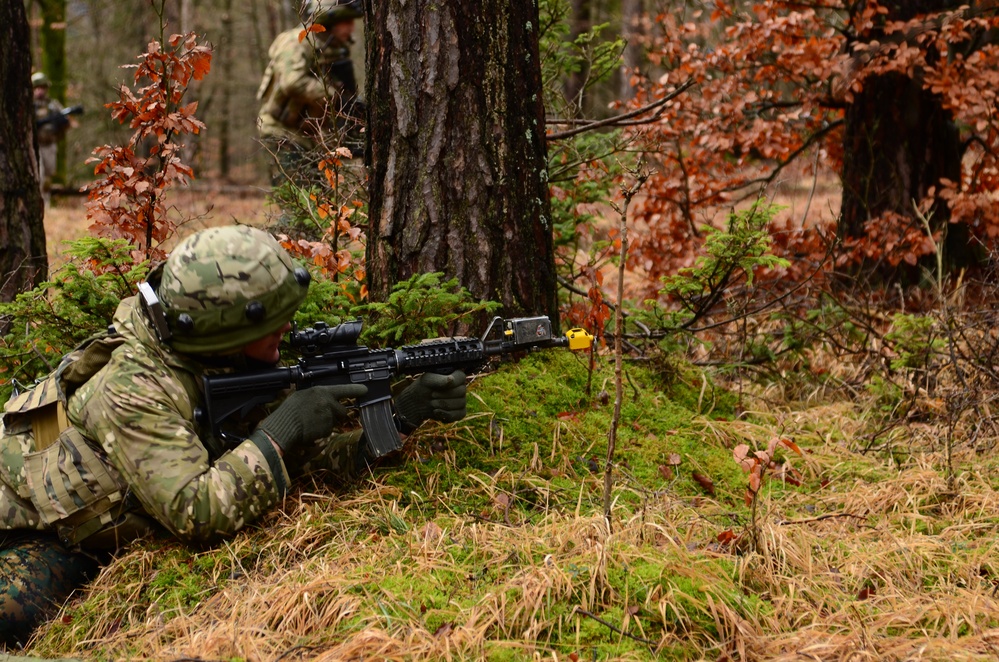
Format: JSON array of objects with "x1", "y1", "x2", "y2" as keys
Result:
[
  {"x1": 260, "y1": 136, "x2": 324, "y2": 189},
  {"x1": 0, "y1": 533, "x2": 100, "y2": 648}
]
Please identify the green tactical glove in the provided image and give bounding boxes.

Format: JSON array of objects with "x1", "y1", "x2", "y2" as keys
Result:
[
  {"x1": 252, "y1": 384, "x2": 368, "y2": 453},
  {"x1": 394, "y1": 370, "x2": 467, "y2": 432}
]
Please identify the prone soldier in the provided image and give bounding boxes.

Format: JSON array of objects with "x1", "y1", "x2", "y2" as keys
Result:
[{"x1": 0, "y1": 225, "x2": 467, "y2": 646}]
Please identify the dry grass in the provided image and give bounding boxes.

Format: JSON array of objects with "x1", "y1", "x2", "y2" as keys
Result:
[
  {"x1": 23, "y1": 381, "x2": 999, "y2": 661},
  {"x1": 22, "y1": 178, "x2": 999, "y2": 661}
]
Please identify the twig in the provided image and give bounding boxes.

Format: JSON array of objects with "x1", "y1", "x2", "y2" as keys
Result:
[
  {"x1": 275, "y1": 645, "x2": 324, "y2": 662},
  {"x1": 468, "y1": 513, "x2": 516, "y2": 528},
  {"x1": 778, "y1": 512, "x2": 869, "y2": 526},
  {"x1": 574, "y1": 607, "x2": 660, "y2": 646},
  {"x1": 547, "y1": 79, "x2": 695, "y2": 141},
  {"x1": 605, "y1": 171, "x2": 649, "y2": 530}
]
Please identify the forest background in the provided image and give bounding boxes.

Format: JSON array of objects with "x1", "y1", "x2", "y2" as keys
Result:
[{"x1": 3, "y1": 0, "x2": 999, "y2": 660}]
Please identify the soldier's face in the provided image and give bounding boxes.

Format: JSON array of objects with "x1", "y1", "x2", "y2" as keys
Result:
[
  {"x1": 329, "y1": 19, "x2": 355, "y2": 45},
  {"x1": 242, "y1": 321, "x2": 292, "y2": 364}
]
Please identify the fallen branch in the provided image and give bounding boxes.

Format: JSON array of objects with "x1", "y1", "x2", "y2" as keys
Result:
[
  {"x1": 547, "y1": 79, "x2": 695, "y2": 141},
  {"x1": 574, "y1": 607, "x2": 660, "y2": 646},
  {"x1": 778, "y1": 511, "x2": 869, "y2": 526}
]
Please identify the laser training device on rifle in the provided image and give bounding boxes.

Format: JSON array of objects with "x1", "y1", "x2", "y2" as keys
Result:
[{"x1": 197, "y1": 316, "x2": 594, "y2": 459}]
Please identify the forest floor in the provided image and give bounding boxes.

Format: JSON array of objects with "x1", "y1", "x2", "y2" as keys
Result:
[
  {"x1": 43, "y1": 185, "x2": 275, "y2": 263},
  {"x1": 24, "y1": 175, "x2": 998, "y2": 662},
  {"x1": 18, "y1": 342, "x2": 999, "y2": 662}
]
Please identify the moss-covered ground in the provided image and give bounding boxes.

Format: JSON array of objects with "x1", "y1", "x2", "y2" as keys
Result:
[{"x1": 17, "y1": 349, "x2": 999, "y2": 661}]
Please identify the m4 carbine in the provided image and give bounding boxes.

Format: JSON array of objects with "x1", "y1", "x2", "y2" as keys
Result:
[
  {"x1": 199, "y1": 316, "x2": 593, "y2": 458},
  {"x1": 37, "y1": 105, "x2": 84, "y2": 130}
]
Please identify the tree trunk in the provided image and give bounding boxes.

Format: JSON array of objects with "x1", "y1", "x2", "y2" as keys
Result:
[
  {"x1": 564, "y1": 0, "x2": 592, "y2": 111},
  {"x1": 839, "y1": 0, "x2": 970, "y2": 274},
  {"x1": 219, "y1": 0, "x2": 234, "y2": 180},
  {"x1": 619, "y1": 0, "x2": 643, "y2": 102},
  {"x1": 365, "y1": 0, "x2": 559, "y2": 323},
  {"x1": 35, "y1": 0, "x2": 68, "y2": 185},
  {"x1": 0, "y1": 1, "x2": 48, "y2": 303}
]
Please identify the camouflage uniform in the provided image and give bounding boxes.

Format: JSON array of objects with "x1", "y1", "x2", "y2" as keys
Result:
[
  {"x1": 32, "y1": 73, "x2": 67, "y2": 205},
  {"x1": 0, "y1": 225, "x2": 466, "y2": 646},
  {"x1": 0, "y1": 227, "x2": 362, "y2": 645},
  {"x1": 256, "y1": 9, "x2": 364, "y2": 184},
  {"x1": 0, "y1": 533, "x2": 99, "y2": 649}
]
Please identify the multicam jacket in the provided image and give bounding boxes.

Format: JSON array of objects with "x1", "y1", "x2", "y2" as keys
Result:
[
  {"x1": 256, "y1": 27, "x2": 354, "y2": 147},
  {"x1": 0, "y1": 296, "x2": 290, "y2": 549},
  {"x1": 34, "y1": 95, "x2": 66, "y2": 146}
]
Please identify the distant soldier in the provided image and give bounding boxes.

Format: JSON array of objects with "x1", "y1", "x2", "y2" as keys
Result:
[
  {"x1": 32, "y1": 72, "x2": 67, "y2": 206},
  {"x1": 257, "y1": 0, "x2": 365, "y2": 186}
]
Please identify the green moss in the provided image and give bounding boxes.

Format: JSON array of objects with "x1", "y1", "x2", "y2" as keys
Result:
[
  {"x1": 379, "y1": 350, "x2": 752, "y2": 517},
  {"x1": 31, "y1": 318, "x2": 998, "y2": 660}
]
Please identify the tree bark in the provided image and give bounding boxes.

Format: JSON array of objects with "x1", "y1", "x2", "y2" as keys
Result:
[
  {"x1": 564, "y1": 0, "x2": 591, "y2": 111},
  {"x1": 839, "y1": 0, "x2": 970, "y2": 273},
  {"x1": 0, "y1": 1, "x2": 48, "y2": 303},
  {"x1": 365, "y1": 0, "x2": 559, "y2": 323},
  {"x1": 219, "y1": 0, "x2": 234, "y2": 180}
]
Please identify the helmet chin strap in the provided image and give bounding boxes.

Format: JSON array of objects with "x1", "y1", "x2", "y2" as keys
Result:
[{"x1": 137, "y1": 282, "x2": 173, "y2": 343}]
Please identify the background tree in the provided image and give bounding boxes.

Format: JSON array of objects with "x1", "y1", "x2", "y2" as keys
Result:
[
  {"x1": 626, "y1": 0, "x2": 999, "y2": 292},
  {"x1": 839, "y1": 0, "x2": 976, "y2": 270},
  {"x1": 38, "y1": 0, "x2": 311, "y2": 189},
  {"x1": 364, "y1": 0, "x2": 558, "y2": 321},
  {"x1": 565, "y1": 0, "x2": 593, "y2": 110},
  {"x1": 33, "y1": 0, "x2": 69, "y2": 184},
  {"x1": 0, "y1": 0, "x2": 47, "y2": 303},
  {"x1": 618, "y1": 0, "x2": 643, "y2": 101}
]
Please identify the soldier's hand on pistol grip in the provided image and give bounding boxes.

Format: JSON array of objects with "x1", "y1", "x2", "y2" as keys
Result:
[
  {"x1": 252, "y1": 384, "x2": 368, "y2": 453},
  {"x1": 395, "y1": 370, "x2": 467, "y2": 431}
]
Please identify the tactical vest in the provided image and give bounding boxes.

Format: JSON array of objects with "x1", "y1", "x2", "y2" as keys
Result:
[
  {"x1": 1, "y1": 331, "x2": 156, "y2": 549},
  {"x1": 257, "y1": 30, "x2": 350, "y2": 139}
]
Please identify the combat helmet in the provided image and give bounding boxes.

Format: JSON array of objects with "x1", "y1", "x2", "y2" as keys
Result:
[
  {"x1": 303, "y1": 0, "x2": 363, "y2": 26},
  {"x1": 153, "y1": 225, "x2": 311, "y2": 355},
  {"x1": 31, "y1": 72, "x2": 50, "y2": 88}
]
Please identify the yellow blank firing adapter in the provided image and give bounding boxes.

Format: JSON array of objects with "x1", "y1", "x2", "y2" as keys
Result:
[{"x1": 565, "y1": 328, "x2": 594, "y2": 351}]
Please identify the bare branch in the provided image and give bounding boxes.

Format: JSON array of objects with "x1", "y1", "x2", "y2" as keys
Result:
[{"x1": 546, "y1": 79, "x2": 695, "y2": 142}]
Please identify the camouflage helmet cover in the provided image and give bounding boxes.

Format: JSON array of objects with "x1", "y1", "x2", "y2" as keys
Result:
[
  {"x1": 303, "y1": 0, "x2": 363, "y2": 26},
  {"x1": 31, "y1": 72, "x2": 50, "y2": 88},
  {"x1": 157, "y1": 225, "x2": 311, "y2": 354}
]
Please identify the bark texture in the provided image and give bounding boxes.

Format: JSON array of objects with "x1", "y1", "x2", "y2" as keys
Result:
[
  {"x1": 0, "y1": 0, "x2": 47, "y2": 303},
  {"x1": 365, "y1": 0, "x2": 558, "y2": 322},
  {"x1": 840, "y1": 73, "x2": 962, "y2": 236}
]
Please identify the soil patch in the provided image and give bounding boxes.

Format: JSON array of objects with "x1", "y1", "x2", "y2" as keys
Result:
[{"x1": 43, "y1": 185, "x2": 276, "y2": 264}]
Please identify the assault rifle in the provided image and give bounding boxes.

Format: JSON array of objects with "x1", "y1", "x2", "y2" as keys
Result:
[
  {"x1": 37, "y1": 105, "x2": 84, "y2": 131},
  {"x1": 198, "y1": 316, "x2": 593, "y2": 458}
]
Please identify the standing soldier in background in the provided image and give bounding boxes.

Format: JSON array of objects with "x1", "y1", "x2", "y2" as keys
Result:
[
  {"x1": 32, "y1": 73, "x2": 67, "y2": 207},
  {"x1": 256, "y1": 0, "x2": 365, "y2": 186}
]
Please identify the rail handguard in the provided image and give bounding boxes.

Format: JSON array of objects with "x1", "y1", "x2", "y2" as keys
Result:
[{"x1": 198, "y1": 316, "x2": 593, "y2": 459}]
